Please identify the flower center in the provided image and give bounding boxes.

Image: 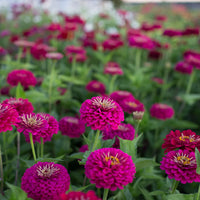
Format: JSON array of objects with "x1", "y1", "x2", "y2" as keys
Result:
[
  {"x1": 92, "y1": 97, "x2": 116, "y2": 109},
  {"x1": 66, "y1": 117, "x2": 79, "y2": 124},
  {"x1": 105, "y1": 155, "x2": 120, "y2": 166},
  {"x1": 36, "y1": 164, "x2": 60, "y2": 178},
  {"x1": 8, "y1": 99, "x2": 22, "y2": 104},
  {"x1": 92, "y1": 83, "x2": 100, "y2": 88},
  {"x1": 117, "y1": 91, "x2": 130, "y2": 96},
  {"x1": 21, "y1": 114, "x2": 44, "y2": 127},
  {"x1": 118, "y1": 125, "x2": 129, "y2": 132},
  {"x1": 126, "y1": 101, "x2": 137, "y2": 108},
  {"x1": 179, "y1": 133, "x2": 195, "y2": 142},
  {"x1": 157, "y1": 104, "x2": 168, "y2": 109},
  {"x1": 174, "y1": 153, "x2": 196, "y2": 166}
]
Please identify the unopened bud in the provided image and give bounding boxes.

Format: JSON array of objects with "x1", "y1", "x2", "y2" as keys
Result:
[{"x1": 133, "y1": 111, "x2": 144, "y2": 121}]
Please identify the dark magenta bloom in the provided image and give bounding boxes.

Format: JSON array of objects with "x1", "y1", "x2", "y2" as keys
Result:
[
  {"x1": 80, "y1": 96, "x2": 124, "y2": 130},
  {"x1": 104, "y1": 62, "x2": 123, "y2": 75},
  {"x1": 163, "y1": 29, "x2": 182, "y2": 37},
  {"x1": 160, "y1": 149, "x2": 200, "y2": 184},
  {"x1": 21, "y1": 162, "x2": 70, "y2": 200},
  {"x1": 85, "y1": 148, "x2": 136, "y2": 191},
  {"x1": 110, "y1": 90, "x2": 134, "y2": 104},
  {"x1": 162, "y1": 129, "x2": 200, "y2": 153},
  {"x1": 86, "y1": 80, "x2": 106, "y2": 95},
  {"x1": 60, "y1": 191, "x2": 100, "y2": 200},
  {"x1": 102, "y1": 39, "x2": 123, "y2": 51},
  {"x1": 175, "y1": 61, "x2": 193, "y2": 74}
]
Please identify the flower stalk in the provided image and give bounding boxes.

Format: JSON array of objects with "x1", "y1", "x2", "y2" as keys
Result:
[
  {"x1": 29, "y1": 133, "x2": 37, "y2": 162},
  {"x1": 103, "y1": 188, "x2": 109, "y2": 200}
]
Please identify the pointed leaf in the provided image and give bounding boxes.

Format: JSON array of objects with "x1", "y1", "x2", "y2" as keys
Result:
[{"x1": 195, "y1": 148, "x2": 200, "y2": 174}]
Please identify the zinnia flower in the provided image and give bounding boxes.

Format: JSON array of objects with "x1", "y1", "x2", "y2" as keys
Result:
[
  {"x1": 21, "y1": 162, "x2": 70, "y2": 200},
  {"x1": 175, "y1": 61, "x2": 193, "y2": 74},
  {"x1": 0, "y1": 103, "x2": 19, "y2": 132},
  {"x1": 160, "y1": 149, "x2": 200, "y2": 184},
  {"x1": 162, "y1": 129, "x2": 200, "y2": 153},
  {"x1": 102, "y1": 39, "x2": 123, "y2": 51},
  {"x1": 79, "y1": 144, "x2": 89, "y2": 153},
  {"x1": 85, "y1": 148, "x2": 136, "y2": 191},
  {"x1": 45, "y1": 52, "x2": 63, "y2": 60},
  {"x1": 80, "y1": 96, "x2": 124, "y2": 130},
  {"x1": 150, "y1": 103, "x2": 174, "y2": 120},
  {"x1": 102, "y1": 123, "x2": 135, "y2": 148},
  {"x1": 60, "y1": 191, "x2": 100, "y2": 200},
  {"x1": 7, "y1": 69, "x2": 37, "y2": 90},
  {"x1": 59, "y1": 116, "x2": 85, "y2": 138},
  {"x1": 104, "y1": 62, "x2": 123, "y2": 75},
  {"x1": 86, "y1": 80, "x2": 106, "y2": 95},
  {"x1": 110, "y1": 90, "x2": 134, "y2": 104},
  {"x1": 2, "y1": 98, "x2": 34, "y2": 115}
]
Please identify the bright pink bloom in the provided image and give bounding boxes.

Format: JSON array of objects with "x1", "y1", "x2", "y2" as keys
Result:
[
  {"x1": 155, "y1": 15, "x2": 167, "y2": 22},
  {"x1": 160, "y1": 149, "x2": 200, "y2": 184},
  {"x1": 64, "y1": 15, "x2": 85, "y2": 26},
  {"x1": 175, "y1": 61, "x2": 193, "y2": 74},
  {"x1": 0, "y1": 46, "x2": 7, "y2": 56},
  {"x1": 110, "y1": 90, "x2": 134, "y2": 104},
  {"x1": 102, "y1": 39, "x2": 123, "y2": 51},
  {"x1": 0, "y1": 103, "x2": 19, "y2": 132},
  {"x1": 57, "y1": 87, "x2": 67, "y2": 96},
  {"x1": 102, "y1": 123, "x2": 135, "y2": 148},
  {"x1": 85, "y1": 148, "x2": 136, "y2": 191},
  {"x1": 104, "y1": 62, "x2": 123, "y2": 75},
  {"x1": 163, "y1": 29, "x2": 182, "y2": 37},
  {"x1": 59, "y1": 116, "x2": 85, "y2": 138},
  {"x1": 14, "y1": 40, "x2": 34, "y2": 48},
  {"x1": 21, "y1": 162, "x2": 70, "y2": 200},
  {"x1": 7, "y1": 69, "x2": 37, "y2": 90},
  {"x1": 65, "y1": 45, "x2": 86, "y2": 62},
  {"x1": 45, "y1": 52, "x2": 63, "y2": 60},
  {"x1": 80, "y1": 96, "x2": 124, "y2": 130},
  {"x1": 47, "y1": 23, "x2": 62, "y2": 31},
  {"x1": 184, "y1": 51, "x2": 200, "y2": 69},
  {"x1": 182, "y1": 28, "x2": 199, "y2": 36},
  {"x1": 120, "y1": 97, "x2": 145, "y2": 114},
  {"x1": 162, "y1": 129, "x2": 200, "y2": 153},
  {"x1": 150, "y1": 103, "x2": 174, "y2": 120},
  {"x1": 60, "y1": 191, "x2": 100, "y2": 200},
  {"x1": 152, "y1": 77, "x2": 164, "y2": 84},
  {"x1": 2, "y1": 98, "x2": 34, "y2": 115},
  {"x1": 141, "y1": 22, "x2": 162, "y2": 32},
  {"x1": 128, "y1": 34, "x2": 155, "y2": 50},
  {"x1": 86, "y1": 80, "x2": 106, "y2": 95}
]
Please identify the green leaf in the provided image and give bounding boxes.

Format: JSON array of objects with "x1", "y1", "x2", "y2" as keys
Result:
[
  {"x1": 25, "y1": 90, "x2": 48, "y2": 103},
  {"x1": 149, "y1": 191, "x2": 165, "y2": 196},
  {"x1": 36, "y1": 155, "x2": 64, "y2": 163},
  {"x1": 166, "y1": 193, "x2": 195, "y2": 200},
  {"x1": 139, "y1": 186, "x2": 154, "y2": 200},
  {"x1": 16, "y1": 83, "x2": 25, "y2": 99},
  {"x1": 135, "y1": 158, "x2": 160, "y2": 170},
  {"x1": 195, "y1": 148, "x2": 200, "y2": 174},
  {"x1": 179, "y1": 93, "x2": 200, "y2": 105},
  {"x1": 78, "y1": 151, "x2": 91, "y2": 165},
  {"x1": 59, "y1": 75, "x2": 86, "y2": 85},
  {"x1": 0, "y1": 193, "x2": 7, "y2": 200},
  {"x1": 119, "y1": 134, "x2": 143, "y2": 162},
  {"x1": 6, "y1": 183, "x2": 28, "y2": 200},
  {"x1": 20, "y1": 159, "x2": 35, "y2": 168},
  {"x1": 68, "y1": 152, "x2": 84, "y2": 160}
]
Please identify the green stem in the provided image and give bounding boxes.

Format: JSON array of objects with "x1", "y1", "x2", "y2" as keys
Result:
[
  {"x1": 160, "y1": 66, "x2": 170, "y2": 101},
  {"x1": 71, "y1": 57, "x2": 77, "y2": 78},
  {"x1": 186, "y1": 69, "x2": 195, "y2": 95},
  {"x1": 14, "y1": 132, "x2": 20, "y2": 185},
  {"x1": 41, "y1": 138, "x2": 44, "y2": 158},
  {"x1": 134, "y1": 121, "x2": 140, "y2": 139},
  {"x1": 48, "y1": 60, "x2": 57, "y2": 112},
  {"x1": 171, "y1": 179, "x2": 179, "y2": 194},
  {"x1": 103, "y1": 188, "x2": 109, "y2": 200},
  {"x1": 26, "y1": 48, "x2": 31, "y2": 64},
  {"x1": 91, "y1": 130, "x2": 100, "y2": 152},
  {"x1": 196, "y1": 184, "x2": 200, "y2": 200},
  {"x1": 0, "y1": 146, "x2": 3, "y2": 195},
  {"x1": 3, "y1": 132, "x2": 7, "y2": 163},
  {"x1": 109, "y1": 75, "x2": 117, "y2": 94},
  {"x1": 29, "y1": 133, "x2": 37, "y2": 162},
  {"x1": 135, "y1": 49, "x2": 142, "y2": 71},
  {"x1": 17, "y1": 47, "x2": 22, "y2": 63}
]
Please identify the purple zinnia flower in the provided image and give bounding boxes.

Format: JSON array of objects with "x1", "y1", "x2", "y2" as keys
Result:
[
  {"x1": 102, "y1": 123, "x2": 135, "y2": 148},
  {"x1": 160, "y1": 149, "x2": 200, "y2": 184},
  {"x1": 0, "y1": 103, "x2": 19, "y2": 132},
  {"x1": 86, "y1": 80, "x2": 106, "y2": 95},
  {"x1": 21, "y1": 162, "x2": 70, "y2": 200},
  {"x1": 175, "y1": 61, "x2": 193, "y2": 74},
  {"x1": 80, "y1": 96, "x2": 124, "y2": 130},
  {"x1": 59, "y1": 116, "x2": 85, "y2": 138},
  {"x1": 110, "y1": 90, "x2": 134, "y2": 104},
  {"x1": 2, "y1": 98, "x2": 34, "y2": 115},
  {"x1": 85, "y1": 148, "x2": 136, "y2": 191}
]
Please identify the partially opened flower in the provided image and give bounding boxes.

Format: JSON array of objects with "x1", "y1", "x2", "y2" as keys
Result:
[
  {"x1": 21, "y1": 162, "x2": 70, "y2": 200},
  {"x1": 162, "y1": 129, "x2": 200, "y2": 153},
  {"x1": 86, "y1": 80, "x2": 106, "y2": 95},
  {"x1": 80, "y1": 96, "x2": 124, "y2": 130},
  {"x1": 60, "y1": 191, "x2": 100, "y2": 200},
  {"x1": 2, "y1": 98, "x2": 34, "y2": 115},
  {"x1": 175, "y1": 61, "x2": 193, "y2": 74},
  {"x1": 59, "y1": 116, "x2": 85, "y2": 138},
  {"x1": 85, "y1": 148, "x2": 136, "y2": 191},
  {"x1": 7, "y1": 69, "x2": 37, "y2": 90},
  {"x1": 150, "y1": 103, "x2": 174, "y2": 120},
  {"x1": 160, "y1": 149, "x2": 200, "y2": 184},
  {"x1": 0, "y1": 103, "x2": 19, "y2": 132},
  {"x1": 102, "y1": 123, "x2": 135, "y2": 148}
]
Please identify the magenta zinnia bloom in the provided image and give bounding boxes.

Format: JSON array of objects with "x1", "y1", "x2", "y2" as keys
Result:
[
  {"x1": 60, "y1": 191, "x2": 100, "y2": 200},
  {"x1": 7, "y1": 69, "x2": 37, "y2": 90},
  {"x1": 59, "y1": 116, "x2": 85, "y2": 138},
  {"x1": 102, "y1": 39, "x2": 123, "y2": 51},
  {"x1": 110, "y1": 90, "x2": 134, "y2": 104},
  {"x1": 160, "y1": 149, "x2": 200, "y2": 184},
  {"x1": 2, "y1": 98, "x2": 34, "y2": 115},
  {"x1": 163, "y1": 29, "x2": 182, "y2": 37},
  {"x1": 175, "y1": 61, "x2": 193, "y2": 74},
  {"x1": 0, "y1": 103, "x2": 19, "y2": 132},
  {"x1": 79, "y1": 144, "x2": 89, "y2": 153},
  {"x1": 16, "y1": 113, "x2": 48, "y2": 136},
  {"x1": 150, "y1": 103, "x2": 174, "y2": 120},
  {"x1": 21, "y1": 162, "x2": 70, "y2": 200},
  {"x1": 120, "y1": 97, "x2": 145, "y2": 114},
  {"x1": 102, "y1": 123, "x2": 135, "y2": 148},
  {"x1": 162, "y1": 129, "x2": 200, "y2": 153},
  {"x1": 80, "y1": 96, "x2": 124, "y2": 130},
  {"x1": 85, "y1": 148, "x2": 136, "y2": 191},
  {"x1": 86, "y1": 80, "x2": 106, "y2": 95},
  {"x1": 104, "y1": 62, "x2": 123, "y2": 75},
  {"x1": 45, "y1": 52, "x2": 63, "y2": 60}
]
